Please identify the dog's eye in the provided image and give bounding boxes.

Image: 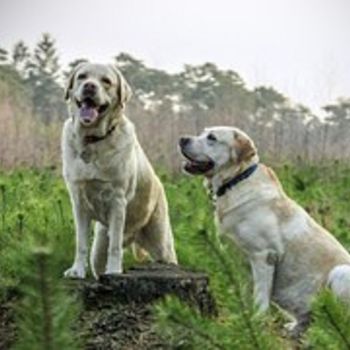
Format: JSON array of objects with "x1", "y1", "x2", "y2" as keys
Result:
[
  {"x1": 101, "y1": 77, "x2": 112, "y2": 86},
  {"x1": 207, "y1": 134, "x2": 217, "y2": 142},
  {"x1": 77, "y1": 73, "x2": 87, "y2": 80}
]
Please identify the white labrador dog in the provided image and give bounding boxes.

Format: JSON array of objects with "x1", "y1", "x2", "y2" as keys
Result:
[
  {"x1": 62, "y1": 62, "x2": 177, "y2": 279},
  {"x1": 179, "y1": 126, "x2": 350, "y2": 335}
]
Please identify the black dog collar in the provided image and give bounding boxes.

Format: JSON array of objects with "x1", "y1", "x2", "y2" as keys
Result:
[
  {"x1": 216, "y1": 163, "x2": 258, "y2": 197},
  {"x1": 83, "y1": 125, "x2": 116, "y2": 145}
]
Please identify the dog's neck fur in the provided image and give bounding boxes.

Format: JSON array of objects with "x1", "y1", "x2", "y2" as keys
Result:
[{"x1": 208, "y1": 154, "x2": 260, "y2": 197}]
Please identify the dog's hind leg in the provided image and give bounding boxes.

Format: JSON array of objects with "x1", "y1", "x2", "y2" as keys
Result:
[
  {"x1": 328, "y1": 264, "x2": 350, "y2": 303},
  {"x1": 137, "y1": 195, "x2": 177, "y2": 264},
  {"x1": 285, "y1": 265, "x2": 350, "y2": 339},
  {"x1": 90, "y1": 222, "x2": 109, "y2": 279}
]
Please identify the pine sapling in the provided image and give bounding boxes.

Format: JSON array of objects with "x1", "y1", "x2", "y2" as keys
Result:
[{"x1": 14, "y1": 247, "x2": 79, "y2": 350}]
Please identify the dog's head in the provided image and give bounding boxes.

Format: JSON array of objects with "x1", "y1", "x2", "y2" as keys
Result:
[
  {"x1": 179, "y1": 126, "x2": 258, "y2": 177},
  {"x1": 64, "y1": 62, "x2": 132, "y2": 127}
]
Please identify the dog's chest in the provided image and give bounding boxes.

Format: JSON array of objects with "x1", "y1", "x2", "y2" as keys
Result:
[
  {"x1": 66, "y1": 142, "x2": 130, "y2": 182},
  {"x1": 66, "y1": 150, "x2": 131, "y2": 223},
  {"x1": 217, "y1": 207, "x2": 255, "y2": 249},
  {"x1": 78, "y1": 179, "x2": 117, "y2": 223},
  {"x1": 215, "y1": 196, "x2": 279, "y2": 253}
]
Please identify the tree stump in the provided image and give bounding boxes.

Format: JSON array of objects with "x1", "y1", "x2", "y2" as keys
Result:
[{"x1": 77, "y1": 263, "x2": 217, "y2": 350}]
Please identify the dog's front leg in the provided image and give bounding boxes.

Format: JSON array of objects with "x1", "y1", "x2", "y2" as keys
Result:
[
  {"x1": 105, "y1": 195, "x2": 127, "y2": 275},
  {"x1": 64, "y1": 197, "x2": 91, "y2": 279},
  {"x1": 250, "y1": 251, "x2": 276, "y2": 313}
]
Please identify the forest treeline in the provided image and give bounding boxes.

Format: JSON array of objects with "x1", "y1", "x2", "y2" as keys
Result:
[{"x1": 0, "y1": 33, "x2": 349, "y2": 170}]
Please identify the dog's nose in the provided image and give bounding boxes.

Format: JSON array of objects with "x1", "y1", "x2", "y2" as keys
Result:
[
  {"x1": 82, "y1": 82, "x2": 97, "y2": 96},
  {"x1": 179, "y1": 137, "x2": 191, "y2": 148}
]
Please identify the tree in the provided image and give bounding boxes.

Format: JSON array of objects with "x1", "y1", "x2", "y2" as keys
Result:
[
  {"x1": 25, "y1": 33, "x2": 66, "y2": 122},
  {"x1": 14, "y1": 248, "x2": 79, "y2": 350},
  {"x1": 11, "y1": 41, "x2": 30, "y2": 77},
  {"x1": 323, "y1": 98, "x2": 350, "y2": 124},
  {"x1": 322, "y1": 98, "x2": 350, "y2": 159},
  {"x1": 115, "y1": 52, "x2": 176, "y2": 98},
  {"x1": 179, "y1": 63, "x2": 246, "y2": 111},
  {"x1": 254, "y1": 86, "x2": 286, "y2": 110},
  {"x1": 0, "y1": 47, "x2": 9, "y2": 64},
  {"x1": 156, "y1": 231, "x2": 285, "y2": 349},
  {"x1": 26, "y1": 33, "x2": 60, "y2": 80}
]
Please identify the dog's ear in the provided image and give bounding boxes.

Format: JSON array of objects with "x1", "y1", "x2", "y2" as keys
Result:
[
  {"x1": 64, "y1": 61, "x2": 88, "y2": 101},
  {"x1": 233, "y1": 131, "x2": 257, "y2": 163},
  {"x1": 111, "y1": 65, "x2": 132, "y2": 108}
]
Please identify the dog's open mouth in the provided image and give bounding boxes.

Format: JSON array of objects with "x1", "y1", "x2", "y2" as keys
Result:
[
  {"x1": 76, "y1": 98, "x2": 109, "y2": 125},
  {"x1": 181, "y1": 150, "x2": 215, "y2": 175}
]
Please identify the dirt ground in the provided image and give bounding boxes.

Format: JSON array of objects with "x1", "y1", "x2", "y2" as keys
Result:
[{"x1": 79, "y1": 303, "x2": 168, "y2": 350}]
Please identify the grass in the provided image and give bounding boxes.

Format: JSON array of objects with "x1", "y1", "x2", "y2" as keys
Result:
[{"x1": 1, "y1": 163, "x2": 350, "y2": 348}]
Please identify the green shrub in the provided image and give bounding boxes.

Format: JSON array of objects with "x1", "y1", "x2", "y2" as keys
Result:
[{"x1": 0, "y1": 163, "x2": 350, "y2": 348}]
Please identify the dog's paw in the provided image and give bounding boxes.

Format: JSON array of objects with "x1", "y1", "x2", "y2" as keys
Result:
[
  {"x1": 64, "y1": 265, "x2": 86, "y2": 279},
  {"x1": 283, "y1": 320, "x2": 307, "y2": 340},
  {"x1": 105, "y1": 257, "x2": 122, "y2": 275},
  {"x1": 284, "y1": 321, "x2": 298, "y2": 332},
  {"x1": 104, "y1": 267, "x2": 122, "y2": 275}
]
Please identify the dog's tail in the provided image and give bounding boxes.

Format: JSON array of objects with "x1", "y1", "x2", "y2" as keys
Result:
[{"x1": 327, "y1": 264, "x2": 350, "y2": 303}]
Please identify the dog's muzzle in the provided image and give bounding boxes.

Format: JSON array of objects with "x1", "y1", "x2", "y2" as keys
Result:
[
  {"x1": 179, "y1": 138, "x2": 215, "y2": 175},
  {"x1": 75, "y1": 83, "x2": 109, "y2": 126}
]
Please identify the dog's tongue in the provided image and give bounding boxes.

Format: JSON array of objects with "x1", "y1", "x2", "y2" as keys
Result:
[{"x1": 79, "y1": 104, "x2": 98, "y2": 123}]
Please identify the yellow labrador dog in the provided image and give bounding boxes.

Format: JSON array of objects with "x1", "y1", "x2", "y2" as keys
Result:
[
  {"x1": 62, "y1": 62, "x2": 177, "y2": 279},
  {"x1": 179, "y1": 126, "x2": 350, "y2": 335}
]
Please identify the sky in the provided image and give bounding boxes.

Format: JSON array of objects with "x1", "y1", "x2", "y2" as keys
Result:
[{"x1": 1, "y1": 0, "x2": 350, "y2": 112}]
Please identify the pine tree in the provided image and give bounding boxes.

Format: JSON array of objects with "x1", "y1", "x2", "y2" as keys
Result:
[
  {"x1": 155, "y1": 230, "x2": 286, "y2": 349},
  {"x1": 155, "y1": 222, "x2": 350, "y2": 349},
  {"x1": 27, "y1": 33, "x2": 60, "y2": 80},
  {"x1": 306, "y1": 290, "x2": 350, "y2": 349},
  {"x1": 14, "y1": 247, "x2": 79, "y2": 350},
  {"x1": 11, "y1": 41, "x2": 30, "y2": 77},
  {"x1": 0, "y1": 47, "x2": 9, "y2": 64},
  {"x1": 25, "y1": 33, "x2": 66, "y2": 123}
]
